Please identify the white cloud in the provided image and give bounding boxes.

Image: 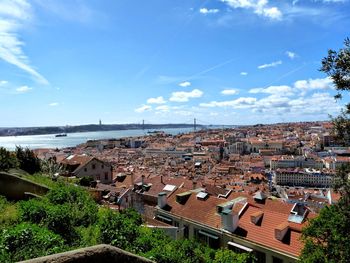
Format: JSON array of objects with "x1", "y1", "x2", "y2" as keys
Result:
[
  {"x1": 174, "y1": 110, "x2": 193, "y2": 116},
  {"x1": 178, "y1": 81, "x2": 191, "y2": 87},
  {"x1": 249, "y1": 85, "x2": 294, "y2": 96},
  {"x1": 49, "y1": 102, "x2": 59, "y2": 106},
  {"x1": 0, "y1": 0, "x2": 49, "y2": 84},
  {"x1": 258, "y1": 60, "x2": 282, "y2": 69},
  {"x1": 200, "y1": 97, "x2": 257, "y2": 108},
  {"x1": 200, "y1": 8, "x2": 219, "y2": 14},
  {"x1": 221, "y1": 89, "x2": 239, "y2": 95},
  {"x1": 0, "y1": 80, "x2": 8, "y2": 86},
  {"x1": 155, "y1": 105, "x2": 170, "y2": 112},
  {"x1": 169, "y1": 89, "x2": 203, "y2": 102},
  {"x1": 222, "y1": 0, "x2": 283, "y2": 20},
  {"x1": 135, "y1": 105, "x2": 152, "y2": 113},
  {"x1": 147, "y1": 96, "x2": 166, "y2": 104},
  {"x1": 16, "y1": 85, "x2": 32, "y2": 93},
  {"x1": 286, "y1": 51, "x2": 296, "y2": 59},
  {"x1": 294, "y1": 77, "x2": 333, "y2": 95},
  {"x1": 240, "y1": 72, "x2": 248, "y2": 76}
]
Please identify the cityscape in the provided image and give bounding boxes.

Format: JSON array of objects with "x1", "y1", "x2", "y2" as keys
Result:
[{"x1": 1, "y1": 1, "x2": 350, "y2": 263}]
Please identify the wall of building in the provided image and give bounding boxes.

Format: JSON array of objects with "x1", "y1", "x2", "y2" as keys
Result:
[{"x1": 75, "y1": 159, "x2": 112, "y2": 184}]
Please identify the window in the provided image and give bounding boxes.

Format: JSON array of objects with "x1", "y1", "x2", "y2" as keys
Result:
[
  {"x1": 254, "y1": 251, "x2": 266, "y2": 263},
  {"x1": 102, "y1": 164, "x2": 104, "y2": 169},
  {"x1": 96, "y1": 175, "x2": 100, "y2": 181},
  {"x1": 84, "y1": 168, "x2": 87, "y2": 172},
  {"x1": 105, "y1": 172, "x2": 109, "y2": 181},
  {"x1": 92, "y1": 164, "x2": 96, "y2": 170},
  {"x1": 195, "y1": 229, "x2": 220, "y2": 249},
  {"x1": 184, "y1": 225, "x2": 189, "y2": 238},
  {"x1": 174, "y1": 221, "x2": 179, "y2": 228},
  {"x1": 272, "y1": 256, "x2": 283, "y2": 263}
]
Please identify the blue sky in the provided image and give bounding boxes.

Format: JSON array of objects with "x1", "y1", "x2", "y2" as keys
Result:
[{"x1": 0, "y1": 0, "x2": 350, "y2": 127}]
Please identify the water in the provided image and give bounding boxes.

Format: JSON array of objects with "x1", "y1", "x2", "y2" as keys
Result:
[{"x1": 0, "y1": 127, "x2": 195, "y2": 150}]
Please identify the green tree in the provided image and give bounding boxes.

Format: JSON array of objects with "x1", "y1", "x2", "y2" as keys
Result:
[
  {"x1": 99, "y1": 208, "x2": 142, "y2": 250},
  {"x1": 300, "y1": 165, "x2": 350, "y2": 262},
  {"x1": 0, "y1": 147, "x2": 18, "y2": 172},
  {"x1": 15, "y1": 146, "x2": 41, "y2": 174},
  {"x1": 47, "y1": 183, "x2": 98, "y2": 227},
  {"x1": 320, "y1": 37, "x2": 350, "y2": 145},
  {"x1": 0, "y1": 223, "x2": 65, "y2": 262},
  {"x1": 41, "y1": 157, "x2": 64, "y2": 179}
]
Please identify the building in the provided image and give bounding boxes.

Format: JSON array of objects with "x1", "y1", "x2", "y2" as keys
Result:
[
  {"x1": 273, "y1": 169, "x2": 333, "y2": 188},
  {"x1": 154, "y1": 188, "x2": 314, "y2": 263},
  {"x1": 61, "y1": 154, "x2": 113, "y2": 184},
  {"x1": 270, "y1": 156, "x2": 323, "y2": 170}
]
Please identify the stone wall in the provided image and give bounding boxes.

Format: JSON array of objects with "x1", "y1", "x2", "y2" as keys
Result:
[
  {"x1": 0, "y1": 172, "x2": 49, "y2": 200},
  {"x1": 19, "y1": 244, "x2": 154, "y2": 263}
]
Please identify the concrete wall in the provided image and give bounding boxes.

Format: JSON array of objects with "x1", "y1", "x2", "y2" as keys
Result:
[
  {"x1": 20, "y1": 244, "x2": 154, "y2": 263},
  {"x1": 0, "y1": 172, "x2": 49, "y2": 200}
]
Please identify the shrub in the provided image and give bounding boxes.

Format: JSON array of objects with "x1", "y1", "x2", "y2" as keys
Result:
[{"x1": 0, "y1": 223, "x2": 65, "y2": 262}]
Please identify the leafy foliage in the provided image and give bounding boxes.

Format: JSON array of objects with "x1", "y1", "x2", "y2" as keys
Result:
[
  {"x1": 0, "y1": 223, "x2": 65, "y2": 262},
  {"x1": 47, "y1": 183, "x2": 98, "y2": 227},
  {"x1": 41, "y1": 157, "x2": 64, "y2": 179},
  {"x1": 15, "y1": 146, "x2": 41, "y2": 174},
  {"x1": 0, "y1": 196, "x2": 18, "y2": 228},
  {"x1": 213, "y1": 249, "x2": 254, "y2": 263},
  {"x1": 0, "y1": 147, "x2": 18, "y2": 172},
  {"x1": 320, "y1": 37, "x2": 350, "y2": 145},
  {"x1": 99, "y1": 208, "x2": 142, "y2": 250},
  {"x1": 321, "y1": 37, "x2": 350, "y2": 107},
  {"x1": 300, "y1": 164, "x2": 350, "y2": 262},
  {"x1": 79, "y1": 176, "x2": 94, "y2": 187},
  {"x1": 2, "y1": 184, "x2": 251, "y2": 263}
]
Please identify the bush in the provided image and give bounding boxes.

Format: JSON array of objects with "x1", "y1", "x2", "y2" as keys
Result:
[
  {"x1": 79, "y1": 176, "x2": 94, "y2": 187},
  {"x1": 0, "y1": 196, "x2": 18, "y2": 227},
  {"x1": 99, "y1": 208, "x2": 142, "y2": 250},
  {"x1": 0, "y1": 223, "x2": 65, "y2": 262},
  {"x1": 18, "y1": 198, "x2": 47, "y2": 224},
  {"x1": 0, "y1": 147, "x2": 18, "y2": 172},
  {"x1": 15, "y1": 146, "x2": 41, "y2": 174},
  {"x1": 47, "y1": 184, "x2": 98, "y2": 227}
]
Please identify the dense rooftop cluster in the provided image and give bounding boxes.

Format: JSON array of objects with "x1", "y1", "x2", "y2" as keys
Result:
[{"x1": 33, "y1": 121, "x2": 349, "y2": 263}]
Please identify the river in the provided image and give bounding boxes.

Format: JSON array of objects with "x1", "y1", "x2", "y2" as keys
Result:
[{"x1": 0, "y1": 127, "x2": 196, "y2": 150}]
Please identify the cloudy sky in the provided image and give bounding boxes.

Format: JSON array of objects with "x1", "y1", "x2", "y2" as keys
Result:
[{"x1": 0, "y1": 0, "x2": 350, "y2": 127}]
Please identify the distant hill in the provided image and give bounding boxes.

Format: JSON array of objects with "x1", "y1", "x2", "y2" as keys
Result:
[{"x1": 0, "y1": 123, "x2": 200, "y2": 137}]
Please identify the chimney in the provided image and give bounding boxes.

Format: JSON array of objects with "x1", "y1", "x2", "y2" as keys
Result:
[
  {"x1": 192, "y1": 180, "x2": 197, "y2": 190},
  {"x1": 130, "y1": 173, "x2": 134, "y2": 188},
  {"x1": 250, "y1": 211, "x2": 264, "y2": 225},
  {"x1": 161, "y1": 175, "x2": 164, "y2": 185},
  {"x1": 141, "y1": 174, "x2": 145, "y2": 186},
  {"x1": 275, "y1": 222, "x2": 289, "y2": 241},
  {"x1": 158, "y1": 192, "x2": 167, "y2": 209},
  {"x1": 221, "y1": 209, "x2": 239, "y2": 232}
]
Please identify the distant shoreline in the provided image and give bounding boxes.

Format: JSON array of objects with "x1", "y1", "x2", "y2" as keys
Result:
[{"x1": 0, "y1": 123, "x2": 202, "y2": 137}]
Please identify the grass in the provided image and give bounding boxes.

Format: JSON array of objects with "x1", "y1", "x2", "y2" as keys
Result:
[
  {"x1": 0, "y1": 196, "x2": 18, "y2": 227},
  {"x1": 7, "y1": 168, "x2": 65, "y2": 188}
]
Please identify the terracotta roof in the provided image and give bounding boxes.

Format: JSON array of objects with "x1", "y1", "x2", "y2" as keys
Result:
[{"x1": 161, "y1": 189, "x2": 313, "y2": 257}]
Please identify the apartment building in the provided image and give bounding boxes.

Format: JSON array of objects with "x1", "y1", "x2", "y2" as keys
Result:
[
  {"x1": 273, "y1": 169, "x2": 333, "y2": 188},
  {"x1": 154, "y1": 188, "x2": 312, "y2": 263},
  {"x1": 270, "y1": 156, "x2": 324, "y2": 170}
]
